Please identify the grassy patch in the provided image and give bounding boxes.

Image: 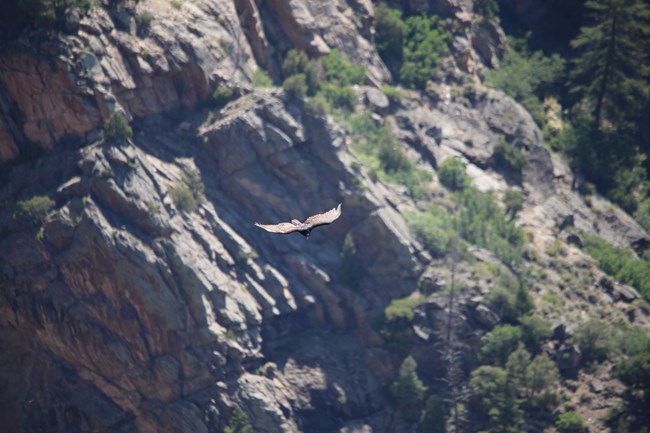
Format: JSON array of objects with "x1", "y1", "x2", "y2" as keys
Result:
[{"x1": 385, "y1": 295, "x2": 426, "y2": 321}]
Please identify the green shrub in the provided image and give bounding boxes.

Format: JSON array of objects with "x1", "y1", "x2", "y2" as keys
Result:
[
  {"x1": 135, "y1": 11, "x2": 153, "y2": 35},
  {"x1": 381, "y1": 84, "x2": 404, "y2": 105},
  {"x1": 556, "y1": 411, "x2": 587, "y2": 432},
  {"x1": 322, "y1": 49, "x2": 366, "y2": 86},
  {"x1": 349, "y1": 113, "x2": 431, "y2": 198},
  {"x1": 503, "y1": 188, "x2": 524, "y2": 218},
  {"x1": 378, "y1": 297, "x2": 424, "y2": 356},
  {"x1": 282, "y1": 74, "x2": 308, "y2": 98},
  {"x1": 493, "y1": 140, "x2": 527, "y2": 177},
  {"x1": 13, "y1": 195, "x2": 55, "y2": 224},
  {"x1": 340, "y1": 234, "x2": 362, "y2": 289},
  {"x1": 573, "y1": 319, "x2": 615, "y2": 363},
  {"x1": 212, "y1": 85, "x2": 235, "y2": 108},
  {"x1": 253, "y1": 68, "x2": 273, "y2": 87},
  {"x1": 479, "y1": 325, "x2": 524, "y2": 366},
  {"x1": 617, "y1": 352, "x2": 650, "y2": 401},
  {"x1": 225, "y1": 405, "x2": 252, "y2": 433},
  {"x1": 617, "y1": 326, "x2": 650, "y2": 357},
  {"x1": 283, "y1": 50, "x2": 319, "y2": 95},
  {"x1": 406, "y1": 208, "x2": 457, "y2": 258},
  {"x1": 518, "y1": 314, "x2": 552, "y2": 352},
  {"x1": 305, "y1": 94, "x2": 329, "y2": 116},
  {"x1": 170, "y1": 0, "x2": 181, "y2": 10},
  {"x1": 486, "y1": 37, "x2": 565, "y2": 128},
  {"x1": 170, "y1": 167, "x2": 205, "y2": 213},
  {"x1": 181, "y1": 167, "x2": 205, "y2": 201},
  {"x1": 633, "y1": 199, "x2": 650, "y2": 233},
  {"x1": 400, "y1": 15, "x2": 451, "y2": 89},
  {"x1": 546, "y1": 238, "x2": 567, "y2": 257},
  {"x1": 320, "y1": 83, "x2": 356, "y2": 111},
  {"x1": 103, "y1": 112, "x2": 132, "y2": 144},
  {"x1": 170, "y1": 184, "x2": 196, "y2": 213},
  {"x1": 378, "y1": 136, "x2": 412, "y2": 174},
  {"x1": 438, "y1": 157, "x2": 470, "y2": 191},
  {"x1": 453, "y1": 188, "x2": 525, "y2": 268},
  {"x1": 582, "y1": 233, "x2": 650, "y2": 302}
]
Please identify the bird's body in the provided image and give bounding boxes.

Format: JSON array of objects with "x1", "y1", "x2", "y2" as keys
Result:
[{"x1": 255, "y1": 203, "x2": 342, "y2": 238}]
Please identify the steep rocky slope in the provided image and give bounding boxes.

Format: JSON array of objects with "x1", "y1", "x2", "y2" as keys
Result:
[{"x1": 1, "y1": 1, "x2": 649, "y2": 433}]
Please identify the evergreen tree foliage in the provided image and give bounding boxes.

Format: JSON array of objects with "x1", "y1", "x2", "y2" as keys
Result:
[
  {"x1": 282, "y1": 74, "x2": 308, "y2": 98},
  {"x1": 487, "y1": 38, "x2": 565, "y2": 127},
  {"x1": 470, "y1": 365, "x2": 524, "y2": 433},
  {"x1": 617, "y1": 352, "x2": 650, "y2": 401},
  {"x1": 225, "y1": 405, "x2": 253, "y2": 433},
  {"x1": 472, "y1": 348, "x2": 560, "y2": 433},
  {"x1": 478, "y1": 325, "x2": 524, "y2": 366},
  {"x1": 103, "y1": 112, "x2": 132, "y2": 144},
  {"x1": 518, "y1": 315, "x2": 552, "y2": 353},
  {"x1": 524, "y1": 353, "x2": 559, "y2": 409},
  {"x1": 419, "y1": 395, "x2": 447, "y2": 433},
  {"x1": 573, "y1": 318, "x2": 615, "y2": 363},
  {"x1": 375, "y1": 4, "x2": 405, "y2": 76},
  {"x1": 390, "y1": 356, "x2": 427, "y2": 418},
  {"x1": 492, "y1": 140, "x2": 527, "y2": 180},
  {"x1": 400, "y1": 15, "x2": 451, "y2": 89},
  {"x1": 282, "y1": 50, "x2": 319, "y2": 96},
  {"x1": 569, "y1": 0, "x2": 650, "y2": 129},
  {"x1": 438, "y1": 157, "x2": 470, "y2": 191}
]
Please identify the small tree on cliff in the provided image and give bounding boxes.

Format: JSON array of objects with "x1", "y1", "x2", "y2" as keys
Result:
[
  {"x1": 225, "y1": 405, "x2": 252, "y2": 433},
  {"x1": 103, "y1": 112, "x2": 132, "y2": 144},
  {"x1": 390, "y1": 356, "x2": 427, "y2": 420},
  {"x1": 13, "y1": 195, "x2": 55, "y2": 225}
]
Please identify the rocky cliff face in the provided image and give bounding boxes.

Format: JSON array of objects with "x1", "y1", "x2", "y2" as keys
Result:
[{"x1": 1, "y1": 1, "x2": 649, "y2": 433}]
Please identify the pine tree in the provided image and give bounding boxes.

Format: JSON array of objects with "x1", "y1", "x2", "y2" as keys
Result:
[
  {"x1": 570, "y1": 0, "x2": 650, "y2": 129},
  {"x1": 391, "y1": 356, "x2": 427, "y2": 420}
]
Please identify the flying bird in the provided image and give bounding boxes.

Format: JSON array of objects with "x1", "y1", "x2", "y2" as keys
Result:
[{"x1": 255, "y1": 203, "x2": 342, "y2": 238}]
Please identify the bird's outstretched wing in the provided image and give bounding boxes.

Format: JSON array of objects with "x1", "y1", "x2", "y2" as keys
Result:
[
  {"x1": 254, "y1": 222, "x2": 302, "y2": 234},
  {"x1": 304, "y1": 203, "x2": 342, "y2": 228}
]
